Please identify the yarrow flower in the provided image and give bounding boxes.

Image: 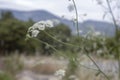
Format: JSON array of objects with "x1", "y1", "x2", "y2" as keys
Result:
[
  {"x1": 26, "y1": 20, "x2": 55, "y2": 38},
  {"x1": 31, "y1": 30, "x2": 39, "y2": 37},
  {"x1": 33, "y1": 21, "x2": 46, "y2": 30},
  {"x1": 54, "y1": 69, "x2": 66, "y2": 79},
  {"x1": 46, "y1": 20, "x2": 54, "y2": 28}
]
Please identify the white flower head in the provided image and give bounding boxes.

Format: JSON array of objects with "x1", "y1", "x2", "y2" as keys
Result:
[
  {"x1": 54, "y1": 69, "x2": 66, "y2": 78},
  {"x1": 28, "y1": 27, "x2": 34, "y2": 32},
  {"x1": 45, "y1": 20, "x2": 54, "y2": 28},
  {"x1": 26, "y1": 20, "x2": 55, "y2": 38},
  {"x1": 31, "y1": 30, "x2": 40, "y2": 37},
  {"x1": 33, "y1": 21, "x2": 46, "y2": 30}
]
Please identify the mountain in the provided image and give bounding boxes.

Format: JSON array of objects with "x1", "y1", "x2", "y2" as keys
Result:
[
  {"x1": 81, "y1": 20, "x2": 115, "y2": 36},
  {"x1": 0, "y1": 9, "x2": 116, "y2": 36}
]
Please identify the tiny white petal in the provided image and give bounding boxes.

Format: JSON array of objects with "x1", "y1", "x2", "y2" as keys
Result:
[
  {"x1": 28, "y1": 27, "x2": 34, "y2": 32},
  {"x1": 31, "y1": 30, "x2": 40, "y2": 37},
  {"x1": 45, "y1": 20, "x2": 54, "y2": 28},
  {"x1": 33, "y1": 21, "x2": 46, "y2": 30},
  {"x1": 54, "y1": 69, "x2": 65, "y2": 77}
]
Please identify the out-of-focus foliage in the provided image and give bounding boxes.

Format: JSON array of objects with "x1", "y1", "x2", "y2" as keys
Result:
[
  {"x1": 0, "y1": 73, "x2": 13, "y2": 80},
  {"x1": 37, "y1": 24, "x2": 72, "y2": 55},
  {"x1": 0, "y1": 11, "x2": 37, "y2": 55},
  {"x1": 69, "y1": 28, "x2": 120, "y2": 59},
  {"x1": 0, "y1": 11, "x2": 120, "y2": 58},
  {"x1": 3, "y1": 55, "x2": 24, "y2": 75},
  {"x1": 105, "y1": 30, "x2": 120, "y2": 58},
  {"x1": 0, "y1": 11, "x2": 72, "y2": 55}
]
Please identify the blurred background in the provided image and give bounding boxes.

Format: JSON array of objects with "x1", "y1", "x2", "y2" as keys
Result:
[
  {"x1": 0, "y1": 0, "x2": 119, "y2": 55},
  {"x1": 0, "y1": 0, "x2": 120, "y2": 80}
]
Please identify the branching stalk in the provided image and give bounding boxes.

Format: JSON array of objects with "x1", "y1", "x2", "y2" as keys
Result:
[
  {"x1": 45, "y1": 31, "x2": 110, "y2": 80},
  {"x1": 84, "y1": 48, "x2": 110, "y2": 80},
  {"x1": 106, "y1": 0, "x2": 120, "y2": 79}
]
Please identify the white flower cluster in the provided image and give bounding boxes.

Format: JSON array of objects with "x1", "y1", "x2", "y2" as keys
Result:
[
  {"x1": 27, "y1": 20, "x2": 54, "y2": 38},
  {"x1": 54, "y1": 69, "x2": 66, "y2": 79}
]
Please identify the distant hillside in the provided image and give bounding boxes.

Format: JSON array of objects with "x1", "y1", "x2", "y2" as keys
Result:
[
  {"x1": 0, "y1": 9, "x2": 115, "y2": 36},
  {"x1": 81, "y1": 20, "x2": 115, "y2": 36}
]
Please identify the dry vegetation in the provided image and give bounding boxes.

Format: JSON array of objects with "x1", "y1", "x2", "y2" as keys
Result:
[{"x1": 0, "y1": 55, "x2": 118, "y2": 80}]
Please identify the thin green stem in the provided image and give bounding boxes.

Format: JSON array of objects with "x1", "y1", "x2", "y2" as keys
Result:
[
  {"x1": 33, "y1": 38, "x2": 58, "y2": 52},
  {"x1": 44, "y1": 31, "x2": 110, "y2": 80},
  {"x1": 83, "y1": 44, "x2": 110, "y2": 80},
  {"x1": 106, "y1": 0, "x2": 118, "y2": 38},
  {"x1": 32, "y1": 38, "x2": 66, "y2": 57},
  {"x1": 106, "y1": 0, "x2": 120, "y2": 79},
  {"x1": 85, "y1": 52, "x2": 110, "y2": 80},
  {"x1": 43, "y1": 31, "x2": 79, "y2": 47},
  {"x1": 72, "y1": 0, "x2": 79, "y2": 36},
  {"x1": 79, "y1": 63, "x2": 99, "y2": 71}
]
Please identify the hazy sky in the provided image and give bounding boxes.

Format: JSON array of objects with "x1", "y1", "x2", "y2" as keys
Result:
[{"x1": 0, "y1": 0, "x2": 118, "y2": 22}]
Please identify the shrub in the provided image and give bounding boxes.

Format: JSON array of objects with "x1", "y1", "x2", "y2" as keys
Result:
[{"x1": 0, "y1": 73, "x2": 13, "y2": 80}]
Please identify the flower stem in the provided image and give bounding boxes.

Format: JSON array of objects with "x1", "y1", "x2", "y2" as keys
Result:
[
  {"x1": 106, "y1": 0, "x2": 120, "y2": 79},
  {"x1": 72, "y1": 0, "x2": 79, "y2": 36}
]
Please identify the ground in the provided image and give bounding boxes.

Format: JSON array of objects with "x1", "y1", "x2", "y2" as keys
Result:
[{"x1": 0, "y1": 55, "x2": 119, "y2": 80}]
